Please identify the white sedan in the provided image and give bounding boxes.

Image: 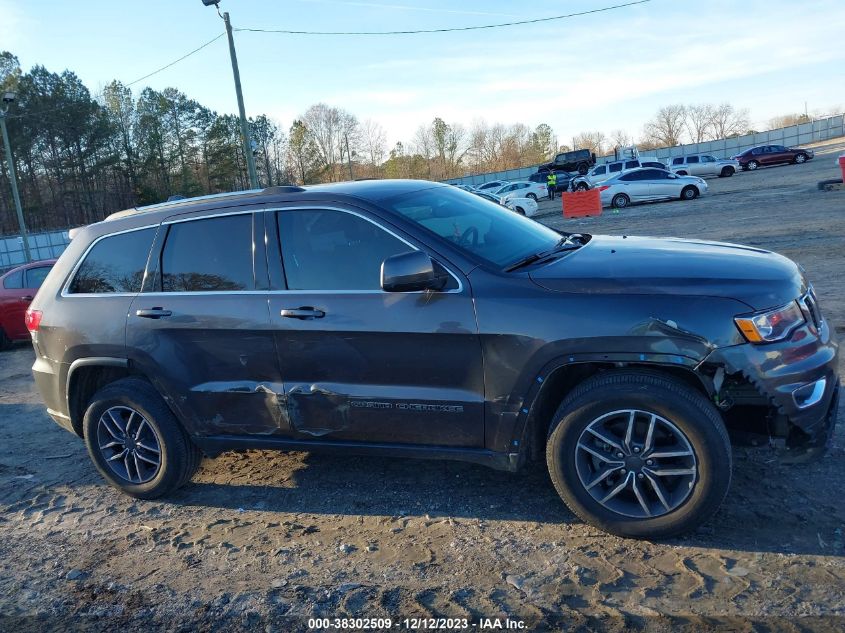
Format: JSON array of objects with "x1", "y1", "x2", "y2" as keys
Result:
[
  {"x1": 492, "y1": 180, "x2": 549, "y2": 201},
  {"x1": 473, "y1": 191, "x2": 539, "y2": 217},
  {"x1": 596, "y1": 168, "x2": 708, "y2": 208}
]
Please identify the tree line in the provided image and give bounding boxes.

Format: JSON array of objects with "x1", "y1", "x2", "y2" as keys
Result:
[{"x1": 0, "y1": 50, "x2": 839, "y2": 235}]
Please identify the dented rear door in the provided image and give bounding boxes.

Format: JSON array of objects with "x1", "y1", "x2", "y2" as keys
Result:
[
  {"x1": 127, "y1": 209, "x2": 287, "y2": 437},
  {"x1": 268, "y1": 206, "x2": 485, "y2": 447}
]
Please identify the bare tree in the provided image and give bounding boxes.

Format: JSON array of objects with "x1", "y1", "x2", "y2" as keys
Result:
[
  {"x1": 643, "y1": 104, "x2": 687, "y2": 147},
  {"x1": 571, "y1": 131, "x2": 607, "y2": 157},
  {"x1": 767, "y1": 112, "x2": 810, "y2": 130},
  {"x1": 685, "y1": 104, "x2": 715, "y2": 143},
  {"x1": 609, "y1": 129, "x2": 633, "y2": 151},
  {"x1": 710, "y1": 103, "x2": 750, "y2": 139},
  {"x1": 360, "y1": 119, "x2": 387, "y2": 170}
]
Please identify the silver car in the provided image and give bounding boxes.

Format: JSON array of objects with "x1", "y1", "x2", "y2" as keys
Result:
[
  {"x1": 596, "y1": 168, "x2": 708, "y2": 208},
  {"x1": 668, "y1": 154, "x2": 740, "y2": 177}
]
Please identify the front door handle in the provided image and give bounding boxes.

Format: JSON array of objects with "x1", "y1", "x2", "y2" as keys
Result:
[
  {"x1": 136, "y1": 308, "x2": 172, "y2": 319},
  {"x1": 280, "y1": 307, "x2": 325, "y2": 319}
]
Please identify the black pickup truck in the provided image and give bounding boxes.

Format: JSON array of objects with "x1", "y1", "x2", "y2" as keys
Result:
[{"x1": 539, "y1": 149, "x2": 597, "y2": 175}]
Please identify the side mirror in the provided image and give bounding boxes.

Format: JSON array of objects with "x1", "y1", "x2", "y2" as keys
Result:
[{"x1": 381, "y1": 251, "x2": 446, "y2": 293}]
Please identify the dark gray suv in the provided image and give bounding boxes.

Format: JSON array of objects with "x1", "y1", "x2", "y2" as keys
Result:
[{"x1": 27, "y1": 180, "x2": 839, "y2": 538}]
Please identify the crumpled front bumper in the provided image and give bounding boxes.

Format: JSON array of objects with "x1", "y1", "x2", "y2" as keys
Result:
[{"x1": 703, "y1": 318, "x2": 839, "y2": 449}]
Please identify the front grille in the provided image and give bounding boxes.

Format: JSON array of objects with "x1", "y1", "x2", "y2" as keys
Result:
[{"x1": 800, "y1": 288, "x2": 823, "y2": 329}]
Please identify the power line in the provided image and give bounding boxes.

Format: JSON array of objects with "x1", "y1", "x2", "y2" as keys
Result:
[
  {"x1": 5, "y1": 33, "x2": 226, "y2": 120},
  {"x1": 235, "y1": 0, "x2": 651, "y2": 36},
  {"x1": 126, "y1": 32, "x2": 225, "y2": 86}
]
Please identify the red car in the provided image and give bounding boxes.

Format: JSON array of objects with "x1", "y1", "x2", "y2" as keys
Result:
[
  {"x1": 0, "y1": 259, "x2": 56, "y2": 349},
  {"x1": 732, "y1": 144, "x2": 814, "y2": 171}
]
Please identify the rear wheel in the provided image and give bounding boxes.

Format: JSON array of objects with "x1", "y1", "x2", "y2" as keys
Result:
[
  {"x1": 578, "y1": 163, "x2": 589, "y2": 175},
  {"x1": 794, "y1": 153, "x2": 807, "y2": 164},
  {"x1": 83, "y1": 377, "x2": 202, "y2": 499},
  {"x1": 747, "y1": 160, "x2": 759, "y2": 171},
  {"x1": 514, "y1": 206, "x2": 526, "y2": 215},
  {"x1": 676, "y1": 170, "x2": 688, "y2": 176},
  {"x1": 546, "y1": 370, "x2": 731, "y2": 538},
  {"x1": 681, "y1": 186, "x2": 699, "y2": 200},
  {"x1": 611, "y1": 193, "x2": 630, "y2": 208}
]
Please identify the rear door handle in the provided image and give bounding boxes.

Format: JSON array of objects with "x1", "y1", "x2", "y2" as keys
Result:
[
  {"x1": 136, "y1": 308, "x2": 172, "y2": 319},
  {"x1": 20, "y1": 295, "x2": 33, "y2": 302},
  {"x1": 280, "y1": 307, "x2": 325, "y2": 319}
]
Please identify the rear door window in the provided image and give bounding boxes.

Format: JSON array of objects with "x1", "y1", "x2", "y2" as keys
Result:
[
  {"x1": 609, "y1": 163, "x2": 623, "y2": 173},
  {"x1": 686, "y1": 156, "x2": 700, "y2": 164},
  {"x1": 624, "y1": 160, "x2": 639, "y2": 169},
  {"x1": 671, "y1": 157, "x2": 684, "y2": 165},
  {"x1": 159, "y1": 214, "x2": 254, "y2": 292},
  {"x1": 69, "y1": 228, "x2": 156, "y2": 294}
]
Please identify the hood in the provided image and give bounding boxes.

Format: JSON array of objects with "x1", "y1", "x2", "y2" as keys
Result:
[{"x1": 529, "y1": 235, "x2": 805, "y2": 311}]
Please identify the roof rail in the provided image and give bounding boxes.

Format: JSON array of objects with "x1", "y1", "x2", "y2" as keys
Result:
[{"x1": 261, "y1": 185, "x2": 307, "y2": 194}]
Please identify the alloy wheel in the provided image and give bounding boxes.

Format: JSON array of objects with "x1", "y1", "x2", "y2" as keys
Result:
[
  {"x1": 96, "y1": 406, "x2": 162, "y2": 484},
  {"x1": 574, "y1": 409, "x2": 698, "y2": 518}
]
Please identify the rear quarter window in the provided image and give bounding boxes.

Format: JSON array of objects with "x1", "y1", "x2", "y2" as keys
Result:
[
  {"x1": 3, "y1": 269, "x2": 23, "y2": 289},
  {"x1": 69, "y1": 228, "x2": 156, "y2": 294}
]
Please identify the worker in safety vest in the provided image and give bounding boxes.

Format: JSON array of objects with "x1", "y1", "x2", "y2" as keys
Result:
[{"x1": 546, "y1": 172, "x2": 557, "y2": 200}]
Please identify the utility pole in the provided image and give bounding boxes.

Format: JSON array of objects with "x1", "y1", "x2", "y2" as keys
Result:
[
  {"x1": 221, "y1": 10, "x2": 259, "y2": 189},
  {"x1": 344, "y1": 132, "x2": 354, "y2": 180},
  {"x1": 0, "y1": 93, "x2": 31, "y2": 263}
]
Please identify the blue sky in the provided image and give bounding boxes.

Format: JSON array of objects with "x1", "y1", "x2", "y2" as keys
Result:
[{"x1": 3, "y1": 0, "x2": 844, "y2": 146}]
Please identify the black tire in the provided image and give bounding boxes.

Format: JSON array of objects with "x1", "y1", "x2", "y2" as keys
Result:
[
  {"x1": 681, "y1": 186, "x2": 698, "y2": 200},
  {"x1": 611, "y1": 193, "x2": 630, "y2": 208},
  {"x1": 719, "y1": 167, "x2": 734, "y2": 177},
  {"x1": 546, "y1": 370, "x2": 731, "y2": 539},
  {"x1": 83, "y1": 377, "x2": 202, "y2": 499},
  {"x1": 526, "y1": 193, "x2": 538, "y2": 201},
  {"x1": 747, "y1": 160, "x2": 759, "y2": 171},
  {"x1": 676, "y1": 170, "x2": 688, "y2": 176},
  {"x1": 576, "y1": 182, "x2": 589, "y2": 192},
  {"x1": 578, "y1": 163, "x2": 589, "y2": 175},
  {"x1": 794, "y1": 153, "x2": 807, "y2": 164},
  {"x1": 514, "y1": 206, "x2": 525, "y2": 215},
  {"x1": 0, "y1": 328, "x2": 11, "y2": 351}
]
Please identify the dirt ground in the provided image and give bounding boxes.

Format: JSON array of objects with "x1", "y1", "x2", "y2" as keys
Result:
[{"x1": 1, "y1": 139, "x2": 844, "y2": 632}]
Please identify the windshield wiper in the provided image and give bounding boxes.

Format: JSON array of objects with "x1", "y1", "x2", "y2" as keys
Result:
[{"x1": 504, "y1": 242, "x2": 582, "y2": 272}]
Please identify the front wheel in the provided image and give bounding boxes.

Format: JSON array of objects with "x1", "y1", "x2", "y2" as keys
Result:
[
  {"x1": 719, "y1": 167, "x2": 734, "y2": 177},
  {"x1": 546, "y1": 371, "x2": 731, "y2": 538},
  {"x1": 576, "y1": 182, "x2": 589, "y2": 192},
  {"x1": 527, "y1": 193, "x2": 538, "y2": 201},
  {"x1": 794, "y1": 153, "x2": 807, "y2": 164},
  {"x1": 514, "y1": 206, "x2": 525, "y2": 215},
  {"x1": 611, "y1": 193, "x2": 630, "y2": 208},
  {"x1": 681, "y1": 186, "x2": 699, "y2": 200},
  {"x1": 83, "y1": 377, "x2": 202, "y2": 499}
]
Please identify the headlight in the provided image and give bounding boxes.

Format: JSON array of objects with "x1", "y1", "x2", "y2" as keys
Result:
[{"x1": 735, "y1": 301, "x2": 805, "y2": 343}]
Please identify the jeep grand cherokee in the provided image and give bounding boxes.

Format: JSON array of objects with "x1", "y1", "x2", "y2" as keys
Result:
[{"x1": 26, "y1": 180, "x2": 839, "y2": 538}]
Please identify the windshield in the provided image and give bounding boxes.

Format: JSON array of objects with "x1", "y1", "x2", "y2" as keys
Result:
[{"x1": 382, "y1": 185, "x2": 561, "y2": 268}]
